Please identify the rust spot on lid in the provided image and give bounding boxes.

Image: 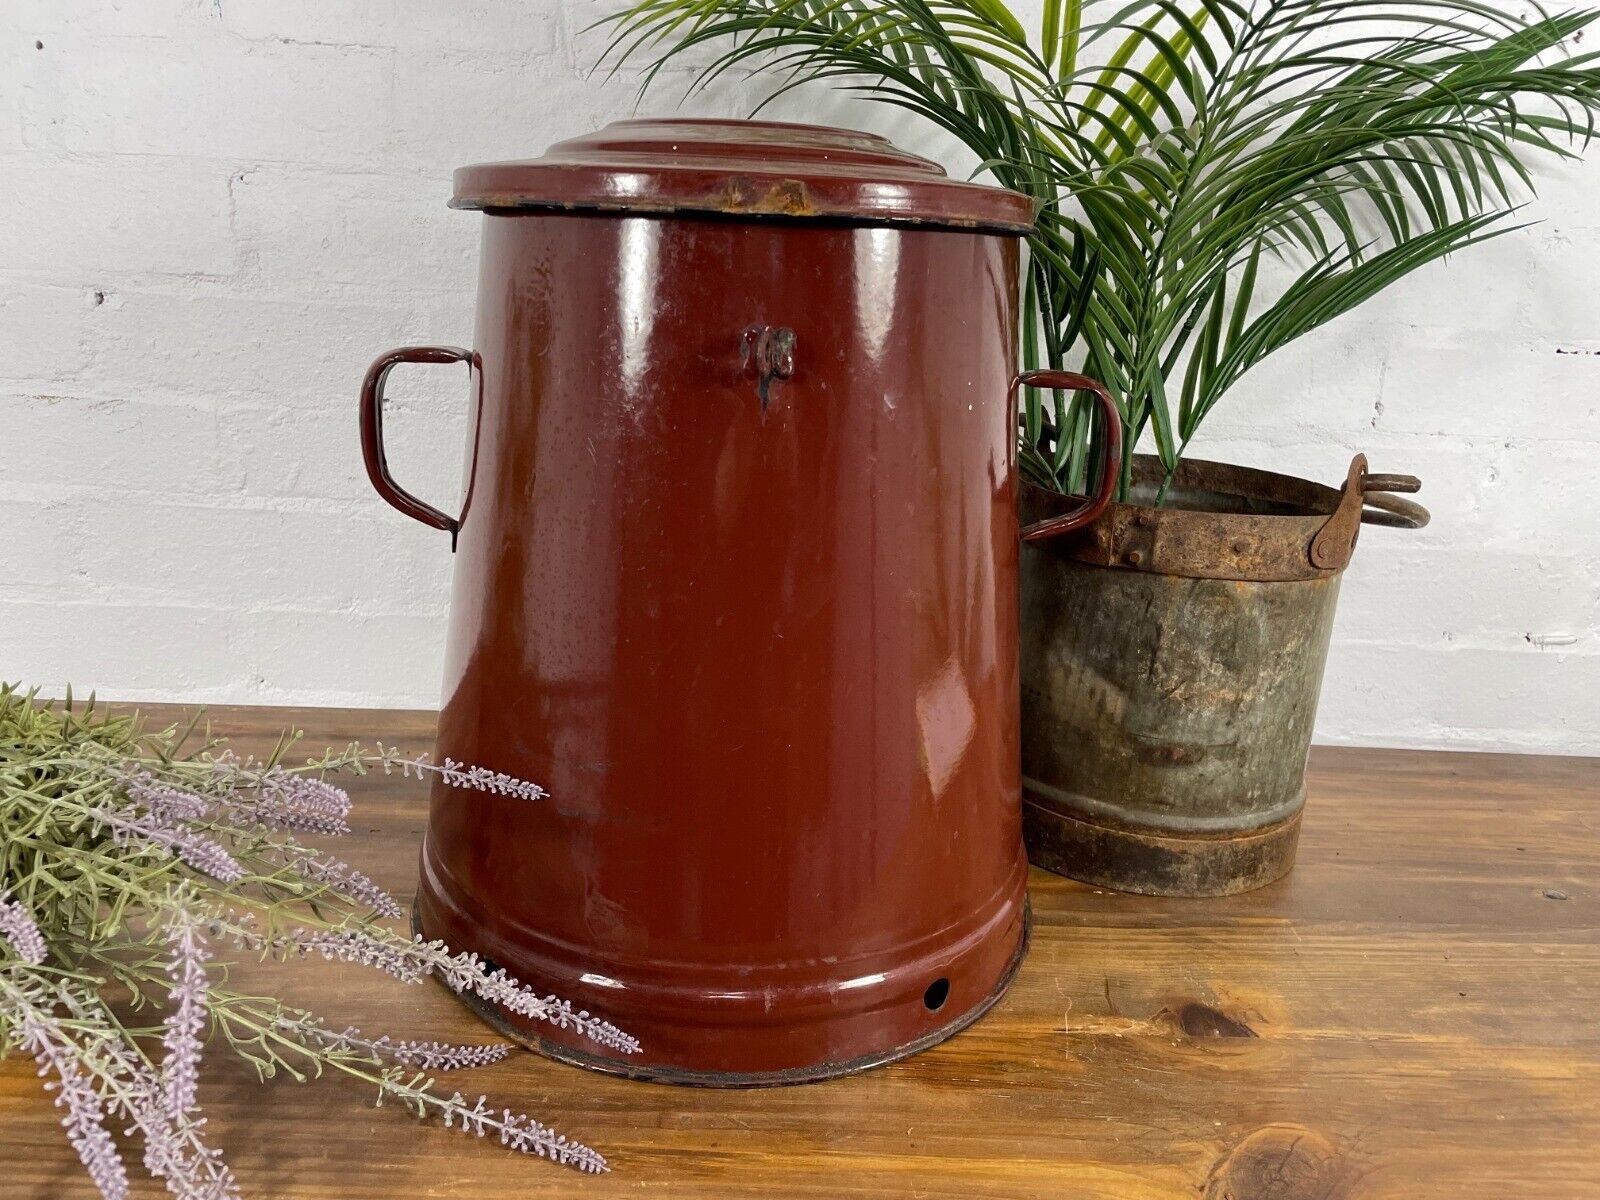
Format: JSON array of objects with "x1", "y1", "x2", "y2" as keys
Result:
[{"x1": 706, "y1": 177, "x2": 818, "y2": 217}]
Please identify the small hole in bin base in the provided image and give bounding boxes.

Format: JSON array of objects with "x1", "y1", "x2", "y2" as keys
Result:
[{"x1": 923, "y1": 977, "x2": 950, "y2": 1012}]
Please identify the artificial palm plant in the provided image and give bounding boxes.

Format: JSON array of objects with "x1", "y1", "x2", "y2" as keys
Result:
[{"x1": 603, "y1": 0, "x2": 1600, "y2": 502}]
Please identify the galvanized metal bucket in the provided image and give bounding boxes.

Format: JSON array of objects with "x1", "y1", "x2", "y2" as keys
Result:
[{"x1": 1019, "y1": 453, "x2": 1429, "y2": 896}]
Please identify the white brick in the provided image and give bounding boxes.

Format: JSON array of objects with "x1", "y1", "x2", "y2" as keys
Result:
[
  {"x1": 1334, "y1": 548, "x2": 1599, "y2": 650},
  {"x1": 0, "y1": 158, "x2": 237, "y2": 279},
  {"x1": 230, "y1": 165, "x2": 476, "y2": 301},
  {"x1": 218, "y1": 395, "x2": 471, "y2": 506},
  {"x1": 0, "y1": 286, "x2": 93, "y2": 382},
  {"x1": 1317, "y1": 643, "x2": 1600, "y2": 755},
  {"x1": 1202, "y1": 321, "x2": 1386, "y2": 441},
  {"x1": 73, "y1": 499, "x2": 453, "y2": 615},
  {"x1": 1, "y1": 391, "x2": 230, "y2": 499},
  {"x1": 1339, "y1": 221, "x2": 1536, "y2": 338},
  {"x1": 0, "y1": 600, "x2": 250, "y2": 697},
  {"x1": 14, "y1": 0, "x2": 217, "y2": 38},
  {"x1": 1477, "y1": 438, "x2": 1600, "y2": 554},
  {"x1": 222, "y1": 0, "x2": 559, "y2": 54},
  {"x1": 1374, "y1": 330, "x2": 1600, "y2": 444},
  {"x1": 389, "y1": 56, "x2": 638, "y2": 169},
  {"x1": 0, "y1": 34, "x2": 25, "y2": 153},
  {"x1": 244, "y1": 609, "x2": 445, "y2": 708},
  {"x1": 76, "y1": 286, "x2": 448, "y2": 402},
  {"x1": 17, "y1": 34, "x2": 394, "y2": 164},
  {"x1": 1521, "y1": 223, "x2": 1600, "y2": 345},
  {"x1": 0, "y1": 498, "x2": 82, "y2": 598}
]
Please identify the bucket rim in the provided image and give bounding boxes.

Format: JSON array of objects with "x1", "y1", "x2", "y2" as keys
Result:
[{"x1": 1020, "y1": 453, "x2": 1425, "y2": 583}]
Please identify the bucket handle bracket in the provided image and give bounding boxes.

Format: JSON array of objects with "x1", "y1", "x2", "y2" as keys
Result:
[{"x1": 1310, "y1": 455, "x2": 1430, "y2": 571}]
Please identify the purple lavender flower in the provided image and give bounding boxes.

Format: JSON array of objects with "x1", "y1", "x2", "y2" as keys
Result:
[
  {"x1": 88, "y1": 1031, "x2": 240, "y2": 1200},
  {"x1": 425, "y1": 1089, "x2": 607, "y2": 1174},
  {"x1": 436, "y1": 758, "x2": 547, "y2": 802},
  {"x1": 372, "y1": 747, "x2": 547, "y2": 802},
  {"x1": 95, "y1": 807, "x2": 244, "y2": 883},
  {"x1": 289, "y1": 929, "x2": 426, "y2": 983},
  {"x1": 16, "y1": 1009, "x2": 131, "y2": 1200},
  {"x1": 204, "y1": 754, "x2": 352, "y2": 835},
  {"x1": 426, "y1": 947, "x2": 641, "y2": 1055},
  {"x1": 260, "y1": 769, "x2": 352, "y2": 821},
  {"x1": 293, "y1": 857, "x2": 403, "y2": 920},
  {"x1": 121, "y1": 772, "x2": 212, "y2": 822},
  {"x1": 160, "y1": 911, "x2": 210, "y2": 1118},
  {"x1": 277, "y1": 1017, "x2": 512, "y2": 1071},
  {"x1": 278, "y1": 929, "x2": 639, "y2": 1055},
  {"x1": 0, "y1": 891, "x2": 48, "y2": 965}
]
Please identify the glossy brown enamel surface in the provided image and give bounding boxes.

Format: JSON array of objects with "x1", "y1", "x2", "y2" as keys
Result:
[
  {"x1": 451, "y1": 118, "x2": 1037, "y2": 233},
  {"x1": 412, "y1": 205, "x2": 1027, "y2": 1080}
]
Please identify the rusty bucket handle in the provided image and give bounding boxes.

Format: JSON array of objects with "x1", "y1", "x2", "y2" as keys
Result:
[
  {"x1": 1015, "y1": 371, "x2": 1124, "y2": 542},
  {"x1": 360, "y1": 346, "x2": 478, "y2": 551},
  {"x1": 1310, "y1": 455, "x2": 1430, "y2": 570},
  {"x1": 1361, "y1": 473, "x2": 1430, "y2": 530}
]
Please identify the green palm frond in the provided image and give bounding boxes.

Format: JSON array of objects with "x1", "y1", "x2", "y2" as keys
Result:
[{"x1": 601, "y1": 0, "x2": 1600, "y2": 500}]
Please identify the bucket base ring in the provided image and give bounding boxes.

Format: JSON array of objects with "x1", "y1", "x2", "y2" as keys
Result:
[
  {"x1": 413, "y1": 897, "x2": 1031, "y2": 1088},
  {"x1": 1023, "y1": 791, "x2": 1301, "y2": 897}
]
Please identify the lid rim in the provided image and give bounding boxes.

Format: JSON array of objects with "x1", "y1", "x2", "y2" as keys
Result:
[
  {"x1": 448, "y1": 194, "x2": 1035, "y2": 236},
  {"x1": 452, "y1": 118, "x2": 1038, "y2": 236}
]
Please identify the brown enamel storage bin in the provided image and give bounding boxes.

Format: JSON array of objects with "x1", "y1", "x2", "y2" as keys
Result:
[{"x1": 360, "y1": 120, "x2": 1094, "y2": 1084}]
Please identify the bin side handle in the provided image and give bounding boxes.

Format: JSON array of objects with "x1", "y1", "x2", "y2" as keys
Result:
[
  {"x1": 360, "y1": 346, "x2": 478, "y2": 551},
  {"x1": 1015, "y1": 371, "x2": 1124, "y2": 542}
]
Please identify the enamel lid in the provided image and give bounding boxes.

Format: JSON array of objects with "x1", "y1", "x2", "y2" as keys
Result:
[{"x1": 451, "y1": 118, "x2": 1036, "y2": 235}]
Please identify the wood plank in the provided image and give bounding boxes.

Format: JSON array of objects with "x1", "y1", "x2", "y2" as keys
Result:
[{"x1": 2, "y1": 704, "x2": 1596, "y2": 1198}]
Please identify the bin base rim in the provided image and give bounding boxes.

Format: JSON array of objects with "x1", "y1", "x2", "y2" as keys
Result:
[{"x1": 413, "y1": 897, "x2": 1031, "y2": 1088}]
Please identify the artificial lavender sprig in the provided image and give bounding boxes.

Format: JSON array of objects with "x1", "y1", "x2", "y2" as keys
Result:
[
  {"x1": 292, "y1": 857, "x2": 403, "y2": 920},
  {"x1": 1, "y1": 685, "x2": 622, "y2": 1191},
  {"x1": 122, "y1": 772, "x2": 212, "y2": 822},
  {"x1": 29, "y1": 979, "x2": 240, "y2": 1200},
  {"x1": 258, "y1": 768, "x2": 351, "y2": 821},
  {"x1": 369, "y1": 745, "x2": 547, "y2": 803},
  {"x1": 436, "y1": 758, "x2": 548, "y2": 802},
  {"x1": 94, "y1": 806, "x2": 245, "y2": 883},
  {"x1": 203, "y1": 753, "x2": 353, "y2": 835},
  {"x1": 79, "y1": 1016, "x2": 241, "y2": 1200},
  {"x1": 280, "y1": 928, "x2": 641, "y2": 1056},
  {"x1": 14, "y1": 1007, "x2": 132, "y2": 1200},
  {"x1": 274, "y1": 1015, "x2": 512, "y2": 1071},
  {"x1": 160, "y1": 909, "x2": 210, "y2": 1118},
  {"x1": 389, "y1": 1081, "x2": 609, "y2": 1174},
  {"x1": 0, "y1": 891, "x2": 48, "y2": 965}
]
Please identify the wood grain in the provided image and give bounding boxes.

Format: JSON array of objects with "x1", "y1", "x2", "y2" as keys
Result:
[{"x1": 3, "y1": 704, "x2": 1596, "y2": 1199}]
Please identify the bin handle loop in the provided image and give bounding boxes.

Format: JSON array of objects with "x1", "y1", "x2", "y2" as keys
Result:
[
  {"x1": 1014, "y1": 371, "x2": 1124, "y2": 542},
  {"x1": 360, "y1": 346, "x2": 479, "y2": 551}
]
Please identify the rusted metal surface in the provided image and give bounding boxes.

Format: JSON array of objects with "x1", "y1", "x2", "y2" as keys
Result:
[
  {"x1": 1022, "y1": 454, "x2": 1428, "y2": 583},
  {"x1": 1022, "y1": 802, "x2": 1304, "y2": 897},
  {"x1": 450, "y1": 118, "x2": 1038, "y2": 234},
  {"x1": 363, "y1": 119, "x2": 1039, "y2": 1084},
  {"x1": 1019, "y1": 454, "x2": 1427, "y2": 897}
]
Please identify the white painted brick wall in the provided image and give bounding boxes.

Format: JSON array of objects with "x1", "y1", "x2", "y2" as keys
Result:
[{"x1": 2, "y1": 2, "x2": 1596, "y2": 753}]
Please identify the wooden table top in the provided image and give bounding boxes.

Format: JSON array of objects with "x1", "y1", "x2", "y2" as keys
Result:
[{"x1": 3, "y1": 705, "x2": 1596, "y2": 1199}]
